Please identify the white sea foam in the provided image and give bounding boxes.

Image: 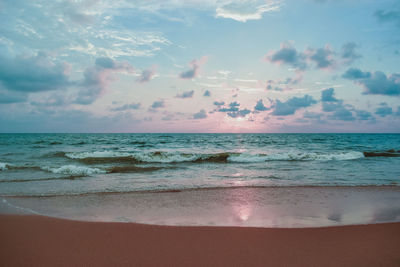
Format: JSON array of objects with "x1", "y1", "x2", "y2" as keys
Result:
[
  {"x1": 65, "y1": 151, "x2": 132, "y2": 159},
  {"x1": 133, "y1": 152, "x2": 199, "y2": 163},
  {"x1": 43, "y1": 165, "x2": 106, "y2": 176},
  {"x1": 228, "y1": 151, "x2": 364, "y2": 163},
  {"x1": 63, "y1": 150, "x2": 364, "y2": 163},
  {"x1": 0, "y1": 162, "x2": 11, "y2": 171}
]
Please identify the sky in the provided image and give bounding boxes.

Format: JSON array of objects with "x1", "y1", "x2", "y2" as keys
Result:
[{"x1": 0, "y1": 0, "x2": 400, "y2": 133}]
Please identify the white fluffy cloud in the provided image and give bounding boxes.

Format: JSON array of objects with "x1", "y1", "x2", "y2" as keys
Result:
[{"x1": 215, "y1": 0, "x2": 283, "y2": 22}]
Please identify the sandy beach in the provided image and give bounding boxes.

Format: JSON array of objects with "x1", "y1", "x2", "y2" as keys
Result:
[{"x1": 1, "y1": 214, "x2": 400, "y2": 267}]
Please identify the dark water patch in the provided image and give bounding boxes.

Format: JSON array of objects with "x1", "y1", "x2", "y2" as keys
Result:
[
  {"x1": 41, "y1": 151, "x2": 67, "y2": 158},
  {"x1": 363, "y1": 149, "x2": 400, "y2": 157},
  {"x1": 8, "y1": 166, "x2": 42, "y2": 171},
  {"x1": 72, "y1": 141, "x2": 87, "y2": 145},
  {"x1": 78, "y1": 156, "x2": 140, "y2": 164},
  {"x1": 49, "y1": 141, "x2": 63, "y2": 145},
  {"x1": 0, "y1": 165, "x2": 43, "y2": 172},
  {"x1": 107, "y1": 166, "x2": 166, "y2": 173},
  {"x1": 129, "y1": 141, "x2": 147, "y2": 145}
]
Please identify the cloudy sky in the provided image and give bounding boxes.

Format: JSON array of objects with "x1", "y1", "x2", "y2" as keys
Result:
[{"x1": 0, "y1": 0, "x2": 400, "y2": 132}]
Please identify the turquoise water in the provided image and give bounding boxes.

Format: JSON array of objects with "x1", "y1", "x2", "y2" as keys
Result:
[{"x1": 0, "y1": 133, "x2": 399, "y2": 196}]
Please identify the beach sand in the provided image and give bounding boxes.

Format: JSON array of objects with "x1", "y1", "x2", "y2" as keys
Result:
[{"x1": 1, "y1": 214, "x2": 400, "y2": 267}]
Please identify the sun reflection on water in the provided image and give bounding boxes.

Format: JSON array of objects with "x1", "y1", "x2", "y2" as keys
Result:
[{"x1": 230, "y1": 188, "x2": 254, "y2": 223}]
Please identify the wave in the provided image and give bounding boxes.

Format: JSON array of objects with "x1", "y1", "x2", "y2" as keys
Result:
[
  {"x1": 0, "y1": 176, "x2": 83, "y2": 183},
  {"x1": 228, "y1": 151, "x2": 364, "y2": 162},
  {"x1": 61, "y1": 150, "x2": 365, "y2": 164},
  {"x1": 0, "y1": 162, "x2": 11, "y2": 171},
  {"x1": 0, "y1": 163, "x2": 44, "y2": 172},
  {"x1": 66, "y1": 151, "x2": 139, "y2": 164},
  {"x1": 42, "y1": 165, "x2": 106, "y2": 176}
]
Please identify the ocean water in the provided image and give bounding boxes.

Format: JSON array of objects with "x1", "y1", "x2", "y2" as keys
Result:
[{"x1": 0, "y1": 133, "x2": 399, "y2": 197}]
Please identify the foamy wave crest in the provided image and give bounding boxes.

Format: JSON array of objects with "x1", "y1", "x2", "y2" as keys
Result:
[
  {"x1": 62, "y1": 150, "x2": 364, "y2": 164},
  {"x1": 65, "y1": 151, "x2": 132, "y2": 159},
  {"x1": 42, "y1": 165, "x2": 106, "y2": 176},
  {"x1": 133, "y1": 151, "x2": 199, "y2": 163},
  {"x1": 228, "y1": 151, "x2": 364, "y2": 162},
  {"x1": 0, "y1": 162, "x2": 12, "y2": 171}
]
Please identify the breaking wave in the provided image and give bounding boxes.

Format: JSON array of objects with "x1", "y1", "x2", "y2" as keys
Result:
[
  {"x1": 61, "y1": 150, "x2": 365, "y2": 164},
  {"x1": 42, "y1": 165, "x2": 106, "y2": 176},
  {"x1": 0, "y1": 162, "x2": 11, "y2": 171}
]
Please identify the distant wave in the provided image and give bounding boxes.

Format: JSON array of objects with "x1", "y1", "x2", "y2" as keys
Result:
[
  {"x1": 228, "y1": 151, "x2": 364, "y2": 162},
  {"x1": 62, "y1": 150, "x2": 365, "y2": 164},
  {"x1": 42, "y1": 165, "x2": 106, "y2": 176},
  {"x1": 0, "y1": 163, "x2": 42, "y2": 172},
  {"x1": 0, "y1": 176, "x2": 83, "y2": 183}
]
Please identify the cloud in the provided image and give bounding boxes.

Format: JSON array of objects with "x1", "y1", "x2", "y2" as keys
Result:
[
  {"x1": 0, "y1": 53, "x2": 70, "y2": 93},
  {"x1": 137, "y1": 69, "x2": 156, "y2": 83},
  {"x1": 150, "y1": 100, "x2": 165, "y2": 109},
  {"x1": 193, "y1": 109, "x2": 207, "y2": 119},
  {"x1": 303, "y1": 111, "x2": 324, "y2": 120},
  {"x1": 322, "y1": 102, "x2": 344, "y2": 112},
  {"x1": 267, "y1": 42, "x2": 361, "y2": 71},
  {"x1": 272, "y1": 95, "x2": 317, "y2": 116},
  {"x1": 342, "y1": 68, "x2": 371, "y2": 79},
  {"x1": 75, "y1": 57, "x2": 133, "y2": 105},
  {"x1": 218, "y1": 101, "x2": 240, "y2": 112},
  {"x1": 179, "y1": 57, "x2": 207, "y2": 79},
  {"x1": 213, "y1": 101, "x2": 225, "y2": 106},
  {"x1": 214, "y1": 101, "x2": 251, "y2": 118},
  {"x1": 321, "y1": 88, "x2": 339, "y2": 102},
  {"x1": 266, "y1": 73, "x2": 303, "y2": 91},
  {"x1": 375, "y1": 103, "x2": 393, "y2": 117},
  {"x1": 396, "y1": 107, "x2": 400, "y2": 116},
  {"x1": 111, "y1": 103, "x2": 141, "y2": 111},
  {"x1": 375, "y1": 10, "x2": 400, "y2": 27},
  {"x1": 328, "y1": 107, "x2": 355, "y2": 121},
  {"x1": 341, "y1": 42, "x2": 361, "y2": 64},
  {"x1": 306, "y1": 46, "x2": 335, "y2": 69},
  {"x1": 342, "y1": 68, "x2": 400, "y2": 96},
  {"x1": 321, "y1": 88, "x2": 343, "y2": 112},
  {"x1": 0, "y1": 86, "x2": 28, "y2": 104},
  {"x1": 254, "y1": 99, "x2": 270, "y2": 111},
  {"x1": 266, "y1": 42, "x2": 307, "y2": 70},
  {"x1": 0, "y1": 1, "x2": 171, "y2": 59},
  {"x1": 203, "y1": 90, "x2": 211, "y2": 97},
  {"x1": 215, "y1": 0, "x2": 282, "y2": 22},
  {"x1": 176, "y1": 90, "x2": 194, "y2": 99},
  {"x1": 227, "y1": 109, "x2": 251, "y2": 118},
  {"x1": 30, "y1": 93, "x2": 69, "y2": 108},
  {"x1": 355, "y1": 110, "x2": 374, "y2": 121}
]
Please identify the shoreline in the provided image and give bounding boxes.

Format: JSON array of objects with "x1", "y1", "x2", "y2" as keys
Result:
[
  {"x1": 2, "y1": 186, "x2": 400, "y2": 227},
  {"x1": 2, "y1": 184, "x2": 399, "y2": 198},
  {"x1": 1, "y1": 214, "x2": 400, "y2": 266}
]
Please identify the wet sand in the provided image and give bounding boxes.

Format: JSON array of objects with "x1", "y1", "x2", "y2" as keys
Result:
[{"x1": 1, "y1": 214, "x2": 400, "y2": 267}]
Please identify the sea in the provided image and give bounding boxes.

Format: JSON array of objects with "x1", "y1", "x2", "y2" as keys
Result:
[{"x1": 0, "y1": 133, "x2": 399, "y2": 197}]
